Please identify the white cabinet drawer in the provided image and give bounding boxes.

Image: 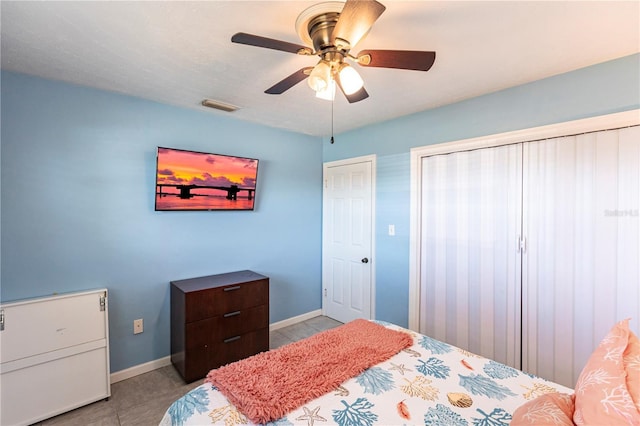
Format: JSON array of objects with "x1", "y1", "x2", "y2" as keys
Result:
[{"x1": 1, "y1": 290, "x2": 107, "y2": 363}]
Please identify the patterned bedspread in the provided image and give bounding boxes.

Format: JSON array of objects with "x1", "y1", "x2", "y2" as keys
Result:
[{"x1": 160, "y1": 321, "x2": 572, "y2": 425}]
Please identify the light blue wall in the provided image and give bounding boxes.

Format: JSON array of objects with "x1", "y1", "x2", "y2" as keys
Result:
[
  {"x1": 2, "y1": 53, "x2": 638, "y2": 371},
  {"x1": 323, "y1": 53, "x2": 640, "y2": 327},
  {"x1": 1, "y1": 72, "x2": 323, "y2": 372}
]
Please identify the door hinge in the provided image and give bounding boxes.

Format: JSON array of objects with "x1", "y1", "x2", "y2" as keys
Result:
[
  {"x1": 324, "y1": 288, "x2": 327, "y2": 297},
  {"x1": 99, "y1": 293, "x2": 107, "y2": 311},
  {"x1": 0, "y1": 309, "x2": 5, "y2": 331},
  {"x1": 517, "y1": 236, "x2": 527, "y2": 253}
]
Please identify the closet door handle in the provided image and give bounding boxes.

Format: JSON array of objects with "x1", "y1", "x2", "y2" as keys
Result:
[
  {"x1": 223, "y1": 311, "x2": 241, "y2": 318},
  {"x1": 223, "y1": 336, "x2": 241, "y2": 343},
  {"x1": 517, "y1": 236, "x2": 527, "y2": 253},
  {"x1": 224, "y1": 286, "x2": 241, "y2": 292}
]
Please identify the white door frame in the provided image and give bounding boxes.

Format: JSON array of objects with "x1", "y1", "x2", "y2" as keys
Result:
[
  {"x1": 322, "y1": 154, "x2": 377, "y2": 320},
  {"x1": 408, "y1": 109, "x2": 640, "y2": 331}
]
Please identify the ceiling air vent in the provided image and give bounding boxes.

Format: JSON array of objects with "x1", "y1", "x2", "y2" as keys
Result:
[{"x1": 201, "y1": 99, "x2": 240, "y2": 112}]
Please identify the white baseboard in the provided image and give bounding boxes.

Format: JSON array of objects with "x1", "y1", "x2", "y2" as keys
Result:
[
  {"x1": 110, "y1": 309, "x2": 323, "y2": 384},
  {"x1": 269, "y1": 309, "x2": 322, "y2": 331},
  {"x1": 110, "y1": 355, "x2": 172, "y2": 384}
]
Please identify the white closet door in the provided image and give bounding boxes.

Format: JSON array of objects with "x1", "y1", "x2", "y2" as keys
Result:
[
  {"x1": 522, "y1": 126, "x2": 640, "y2": 388},
  {"x1": 419, "y1": 144, "x2": 522, "y2": 368}
]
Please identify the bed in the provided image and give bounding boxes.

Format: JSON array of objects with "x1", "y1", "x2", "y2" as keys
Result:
[{"x1": 160, "y1": 319, "x2": 639, "y2": 426}]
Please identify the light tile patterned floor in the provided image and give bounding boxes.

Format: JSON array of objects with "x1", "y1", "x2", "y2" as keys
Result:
[{"x1": 36, "y1": 316, "x2": 342, "y2": 426}]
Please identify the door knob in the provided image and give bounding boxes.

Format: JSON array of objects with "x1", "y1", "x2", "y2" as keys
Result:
[{"x1": 361, "y1": 258, "x2": 369, "y2": 263}]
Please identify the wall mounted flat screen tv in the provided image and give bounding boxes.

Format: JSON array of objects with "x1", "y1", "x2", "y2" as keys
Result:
[{"x1": 155, "y1": 147, "x2": 259, "y2": 211}]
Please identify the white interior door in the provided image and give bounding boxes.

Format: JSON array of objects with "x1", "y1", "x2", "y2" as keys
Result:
[{"x1": 322, "y1": 156, "x2": 375, "y2": 323}]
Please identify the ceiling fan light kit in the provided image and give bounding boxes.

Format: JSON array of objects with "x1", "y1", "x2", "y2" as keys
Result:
[
  {"x1": 308, "y1": 60, "x2": 332, "y2": 92},
  {"x1": 316, "y1": 79, "x2": 336, "y2": 101},
  {"x1": 336, "y1": 63, "x2": 363, "y2": 95},
  {"x1": 231, "y1": 0, "x2": 436, "y2": 103},
  {"x1": 308, "y1": 59, "x2": 363, "y2": 96}
]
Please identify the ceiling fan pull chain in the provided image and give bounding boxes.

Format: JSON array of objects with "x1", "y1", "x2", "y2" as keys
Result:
[{"x1": 330, "y1": 97, "x2": 335, "y2": 144}]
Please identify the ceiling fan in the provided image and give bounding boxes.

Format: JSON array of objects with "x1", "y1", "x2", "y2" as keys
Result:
[{"x1": 231, "y1": 0, "x2": 436, "y2": 103}]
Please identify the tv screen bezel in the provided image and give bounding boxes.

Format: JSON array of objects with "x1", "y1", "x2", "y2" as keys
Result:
[{"x1": 154, "y1": 146, "x2": 259, "y2": 212}]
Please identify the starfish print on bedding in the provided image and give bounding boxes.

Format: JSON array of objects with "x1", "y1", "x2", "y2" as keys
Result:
[
  {"x1": 389, "y1": 363, "x2": 411, "y2": 375},
  {"x1": 296, "y1": 406, "x2": 327, "y2": 426}
]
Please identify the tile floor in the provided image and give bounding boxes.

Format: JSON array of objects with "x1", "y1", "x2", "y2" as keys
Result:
[{"x1": 35, "y1": 315, "x2": 342, "y2": 426}]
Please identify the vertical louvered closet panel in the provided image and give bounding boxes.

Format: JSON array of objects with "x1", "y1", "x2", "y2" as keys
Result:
[
  {"x1": 416, "y1": 122, "x2": 639, "y2": 389},
  {"x1": 418, "y1": 144, "x2": 522, "y2": 368},
  {"x1": 522, "y1": 125, "x2": 640, "y2": 387}
]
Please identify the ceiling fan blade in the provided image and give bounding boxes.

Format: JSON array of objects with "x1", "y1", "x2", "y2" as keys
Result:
[
  {"x1": 357, "y1": 50, "x2": 436, "y2": 72},
  {"x1": 335, "y1": 78, "x2": 369, "y2": 103},
  {"x1": 265, "y1": 67, "x2": 313, "y2": 94},
  {"x1": 232, "y1": 32, "x2": 312, "y2": 55},
  {"x1": 344, "y1": 86, "x2": 369, "y2": 103},
  {"x1": 331, "y1": 0, "x2": 386, "y2": 50}
]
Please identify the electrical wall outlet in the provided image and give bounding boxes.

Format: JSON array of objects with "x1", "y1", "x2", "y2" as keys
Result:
[{"x1": 133, "y1": 318, "x2": 143, "y2": 334}]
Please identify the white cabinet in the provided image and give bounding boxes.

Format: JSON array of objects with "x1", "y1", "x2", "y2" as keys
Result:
[{"x1": 0, "y1": 289, "x2": 110, "y2": 425}]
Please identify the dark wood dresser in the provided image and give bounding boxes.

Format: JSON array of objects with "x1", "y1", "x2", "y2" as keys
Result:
[{"x1": 170, "y1": 270, "x2": 269, "y2": 382}]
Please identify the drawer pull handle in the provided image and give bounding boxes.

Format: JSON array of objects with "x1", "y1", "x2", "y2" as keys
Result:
[
  {"x1": 224, "y1": 286, "x2": 241, "y2": 292},
  {"x1": 223, "y1": 311, "x2": 241, "y2": 318},
  {"x1": 224, "y1": 336, "x2": 241, "y2": 343}
]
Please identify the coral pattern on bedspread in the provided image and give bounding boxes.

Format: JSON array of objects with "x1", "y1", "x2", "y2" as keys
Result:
[{"x1": 160, "y1": 321, "x2": 572, "y2": 425}]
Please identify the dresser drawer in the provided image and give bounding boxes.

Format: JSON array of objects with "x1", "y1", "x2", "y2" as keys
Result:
[
  {"x1": 181, "y1": 314, "x2": 268, "y2": 381},
  {"x1": 185, "y1": 279, "x2": 268, "y2": 322},
  {"x1": 219, "y1": 304, "x2": 268, "y2": 339},
  {"x1": 182, "y1": 305, "x2": 268, "y2": 349},
  {"x1": 212, "y1": 328, "x2": 269, "y2": 368}
]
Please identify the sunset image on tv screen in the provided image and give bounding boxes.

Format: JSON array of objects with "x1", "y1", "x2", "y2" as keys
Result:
[{"x1": 155, "y1": 147, "x2": 258, "y2": 211}]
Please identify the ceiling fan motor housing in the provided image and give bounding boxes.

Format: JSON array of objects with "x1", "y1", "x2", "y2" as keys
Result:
[{"x1": 308, "y1": 12, "x2": 341, "y2": 53}]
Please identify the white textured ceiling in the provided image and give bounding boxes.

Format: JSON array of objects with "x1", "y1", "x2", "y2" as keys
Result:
[{"x1": 1, "y1": 1, "x2": 639, "y2": 136}]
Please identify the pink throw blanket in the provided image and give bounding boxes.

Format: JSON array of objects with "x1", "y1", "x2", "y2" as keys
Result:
[{"x1": 205, "y1": 319, "x2": 413, "y2": 424}]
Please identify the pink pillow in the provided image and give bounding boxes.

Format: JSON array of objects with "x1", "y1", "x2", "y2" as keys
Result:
[
  {"x1": 624, "y1": 330, "x2": 640, "y2": 411},
  {"x1": 574, "y1": 318, "x2": 640, "y2": 425},
  {"x1": 512, "y1": 392, "x2": 575, "y2": 425}
]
